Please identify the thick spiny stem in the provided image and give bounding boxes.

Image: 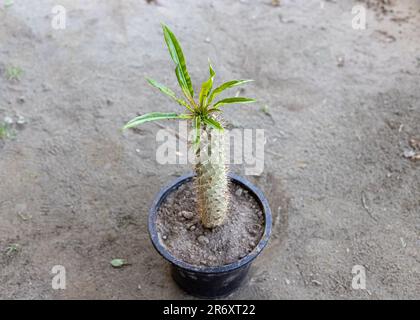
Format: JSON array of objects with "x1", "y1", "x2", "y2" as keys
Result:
[{"x1": 195, "y1": 124, "x2": 229, "y2": 228}]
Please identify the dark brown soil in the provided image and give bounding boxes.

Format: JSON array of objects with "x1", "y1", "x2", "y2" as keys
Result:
[{"x1": 156, "y1": 179, "x2": 265, "y2": 267}]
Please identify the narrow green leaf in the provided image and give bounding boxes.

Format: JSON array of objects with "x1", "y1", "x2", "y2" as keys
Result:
[
  {"x1": 199, "y1": 62, "x2": 216, "y2": 108},
  {"x1": 202, "y1": 117, "x2": 224, "y2": 131},
  {"x1": 213, "y1": 97, "x2": 256, "y2": 108},
  {"x1": 147, "y1": 78, "x2": 176, "y2": 97},
  {"x1": 208, "y1": 79, "x2": 253, "y2": 105},
  {"x1": 207, "y1": 108, "x2": 222, "y2": 114},
  {"x1": 175, "y1": 65, "x2": 191, "y2": 100},
  {"x1": 209, "y1": 61, "x2": 216, "y2": 77},
  {"x1": 123, "y1": 112, "x2": 188, "y2": 130},
  {"x1": 146, "y1": 78, "x2": 192, "y2": 111},
  {"x1": 162, "y1": 24, "x2": 194, "y2": 98}
]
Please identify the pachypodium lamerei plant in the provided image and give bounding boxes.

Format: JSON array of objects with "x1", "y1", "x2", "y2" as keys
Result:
[{"x1": 123, "y1": 25, "x2": 255, "y2": 228}]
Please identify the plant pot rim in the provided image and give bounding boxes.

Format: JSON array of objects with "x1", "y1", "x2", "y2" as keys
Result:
[{"x1": 148, "y1": 172, "x2": 272, "y2": 274}]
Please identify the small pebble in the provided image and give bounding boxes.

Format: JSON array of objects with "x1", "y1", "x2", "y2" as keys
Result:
[
  {"x1": 189, "y1": 225, "x2": 196, "y2": 231},
  {"x1": 235, "y1": 188, "x2": 243, "y2": 197},
  {"x1": 246, "y1": 224, "x2": 260, "y2": 237},
  {"x1": 4, "y1": 116, "x2": 13, "y2": 125},
  {"x1": 42, "y1": 83, "x2": 51, "y2": 91},
  {"x1": 403, "y1": 149, "x2": 415, "y2": 158},
  {"x1": 197, "y1": 235, "x2": 209, "y2": 245},
  {"x1": 16, "y1": 115, "x2": 26, "y2": 125},
  {"x1": 279, "y1": 14, "x2": 294, "y2": 23},
  {"x1": 336, "y1": 55, "x2": 345, "y2": 67},
  {"x1": 162, "y1": 235, "x2": 167, "y2": 240},
  {"x1": 181, "y1": 210, "x2": 195, "y2": 220}
]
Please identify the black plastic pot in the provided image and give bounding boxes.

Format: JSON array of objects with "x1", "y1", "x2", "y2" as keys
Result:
[{"x1": 148, "y1": 172, "x2": 272, "y2": 298}]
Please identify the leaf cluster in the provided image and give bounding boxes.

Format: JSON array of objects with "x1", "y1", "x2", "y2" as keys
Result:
[{"x1": 123, "y1": 24, "x2": 255, "y2": 148}]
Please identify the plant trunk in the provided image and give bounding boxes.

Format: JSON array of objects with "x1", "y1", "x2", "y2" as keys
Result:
[{"x1": 195, "y1": 124, "x2": 229, "y2": 228}]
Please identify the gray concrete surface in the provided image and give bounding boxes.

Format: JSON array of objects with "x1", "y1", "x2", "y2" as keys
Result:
[{"x1": 0, "y1": 0, "x2": 419, "y2": 299}]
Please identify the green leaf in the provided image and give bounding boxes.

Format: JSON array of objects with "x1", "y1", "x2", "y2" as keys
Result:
[
  {"x1": 123, "y1": 112, "x2": 190, "y2": 130},
  {"x1": 208, "y1": 79, "x2": 253, "y2": 105},
  {"x1": 213, "y1": 97, "x2": 256, "y2": 108},
  {"x1": 146, "y1": 78, "x2": 192, "y2": 111},
  {"x1": 199, "y1": 62, "x2": 216, "y2": 108},
  {"x1": 162, "y1": 24, "x2": 194, "y2": 98},
  {"x1": 110, "y1": 259, "x2": 128, "y2": 268},
  {"x1": 175, "y1": 65, "x2": 192, "y2": 101},
  {"x1": 202, "y1": 117, "x2": 224, "y2": 131},
  {"x1": 207, "y1": 108, "x2": 222, "y2": 114}
]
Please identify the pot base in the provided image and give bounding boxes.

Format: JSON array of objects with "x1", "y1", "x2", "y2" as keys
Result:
[{"x1": 171, "y1": 263, "x2": 251, "y2": 298}]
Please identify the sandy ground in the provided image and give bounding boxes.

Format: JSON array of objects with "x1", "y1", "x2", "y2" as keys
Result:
[{"x1": 0, "y1": 0, "x2": 419, "y2": 299}]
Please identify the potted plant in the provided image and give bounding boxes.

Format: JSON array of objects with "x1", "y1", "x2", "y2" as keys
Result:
[{"x1": 123, "y1": 25, "x2": 272, "y2": 298}]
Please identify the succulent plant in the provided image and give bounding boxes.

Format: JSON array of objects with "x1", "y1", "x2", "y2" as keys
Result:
[{"x1": 123, "y1": 24, "x2": 255, "y2": 228}]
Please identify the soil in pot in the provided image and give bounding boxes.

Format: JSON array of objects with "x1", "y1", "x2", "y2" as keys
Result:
[{"x1": 156, "y1": 178, "x2": 265, "y2": 267}]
